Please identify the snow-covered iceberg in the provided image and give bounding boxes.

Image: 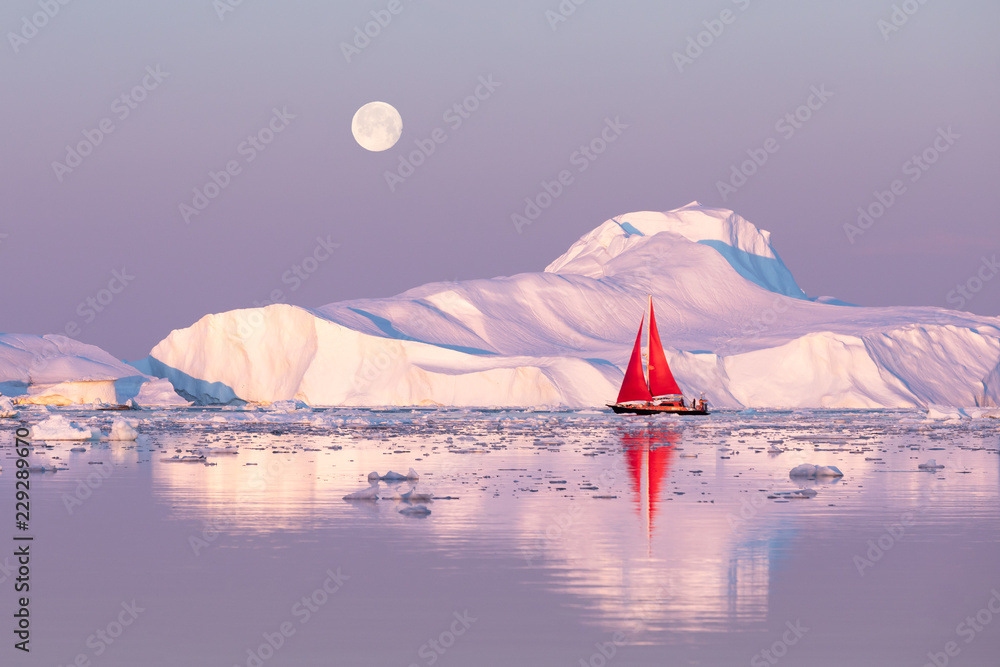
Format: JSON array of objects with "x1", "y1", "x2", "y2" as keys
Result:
[
  {"x1": 0, "y1": 333, "x2": 188, "y2": 406},
  {"x1": 138, "y1": 202, "x2": 1000, "y2": 408}
]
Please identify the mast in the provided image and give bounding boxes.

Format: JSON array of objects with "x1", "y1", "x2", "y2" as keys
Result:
[
  {"x1": 646, "y1": 295, "x2": 652, "y2": 386},
  {"x1": 647, "y1": 297, "x2": 684, "y2": 398}
]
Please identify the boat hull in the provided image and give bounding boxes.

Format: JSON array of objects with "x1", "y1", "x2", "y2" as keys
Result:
[{"x1": 607, "y1": 403, "x2": 708, "y2": 416}]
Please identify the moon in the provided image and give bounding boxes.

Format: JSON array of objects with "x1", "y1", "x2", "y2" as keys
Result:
[{"x1": 351, "y1": 101, "x2": 402, "y2": 152}]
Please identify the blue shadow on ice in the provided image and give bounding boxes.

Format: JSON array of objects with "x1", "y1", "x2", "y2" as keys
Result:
[
  {"x1": 130, "y1": 356, "x2": 245, "y2": 405},
  {"x1": 697, "y1": 240, "x2": 808, "y2": 300},
  {"x1": 348, "y1": 308, "x2": 496, "y2": 356}
]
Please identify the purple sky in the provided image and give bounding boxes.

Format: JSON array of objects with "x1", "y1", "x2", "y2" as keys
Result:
[{"x1": 2, "y1": 0, "x2": 998, "y2": 360}]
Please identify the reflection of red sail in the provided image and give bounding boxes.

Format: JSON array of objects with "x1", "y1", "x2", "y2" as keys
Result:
[
  {"x1": 621, "y1": 427, "x2": 679, "y2": 540},
  {"x1": 647, "y1": 299, "x2": 682, "y2": 397},
  {"x1": 616, "y1": 315, "x2": 653, "y2": 404}
]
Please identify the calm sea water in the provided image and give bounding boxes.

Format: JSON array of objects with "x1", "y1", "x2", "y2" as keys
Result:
[{"x1": 3, "y1": 408, "x2": 999, "y2": 666}]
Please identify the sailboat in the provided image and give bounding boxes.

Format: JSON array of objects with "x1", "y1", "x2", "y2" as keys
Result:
[{"x1": 607, "y1": 296, "x2": 709, "y2": 416}]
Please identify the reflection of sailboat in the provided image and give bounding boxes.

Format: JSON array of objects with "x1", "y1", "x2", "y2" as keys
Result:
[
  {"x1": 608, "y1": 296, "x2": 708, "y2": 415},
  {"x1": 621, "y1": 426, "x2": 678, "y2": 543}
]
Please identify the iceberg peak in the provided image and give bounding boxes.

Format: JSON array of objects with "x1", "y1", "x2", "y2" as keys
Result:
[{"x1": 544, "y1": 204, "x2": 806, "y2": 299}]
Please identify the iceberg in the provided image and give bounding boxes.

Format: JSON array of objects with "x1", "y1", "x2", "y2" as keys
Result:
[
  {"x1": 0, "y1": 334, "x2": 189, "y2": 407},
  {"x1": 134, "y1": 203, "x2": 1000, "y2": 408}
]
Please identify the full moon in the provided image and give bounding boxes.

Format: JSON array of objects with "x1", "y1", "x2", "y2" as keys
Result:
[{"x1": 351, "y1": 101, "x2": 402, "y2": 152}]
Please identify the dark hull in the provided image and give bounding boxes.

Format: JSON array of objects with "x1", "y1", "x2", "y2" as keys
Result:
[{"x1": 607, "y1": 403, "x2": 708, "y2": 416}]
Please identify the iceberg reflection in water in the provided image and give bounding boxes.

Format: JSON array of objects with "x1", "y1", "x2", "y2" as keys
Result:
[{"x1": 6, "y1": 407, "x2": 1000, "y2": 666}]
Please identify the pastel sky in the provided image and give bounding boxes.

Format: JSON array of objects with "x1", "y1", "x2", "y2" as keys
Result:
[{"x1": 1, "y1": 0, "x2": 997, "y2": 359}]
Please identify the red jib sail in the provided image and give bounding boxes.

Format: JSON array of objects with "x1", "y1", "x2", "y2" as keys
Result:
[
  {"x1": 616, "y1": 314, "x2": 653, "y2": 403},
  {"x1": 647, "y1": 298, "x2": 683, "y2": 397}
]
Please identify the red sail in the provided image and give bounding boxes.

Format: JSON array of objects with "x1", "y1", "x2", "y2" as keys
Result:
[
  {"x1": 616, "y1": 315, "x2": 653, "y2": 403},
  {"x1": 647, "y1": 299, "x2": 683, "y2": 397}
]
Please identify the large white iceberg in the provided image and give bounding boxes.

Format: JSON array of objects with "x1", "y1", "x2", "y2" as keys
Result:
[
  {"x1": 136, "y1": 203, "x2": 1000, "y2": 408},
  {"x1": 0, "y1": 333, "x2": 188, "y2": 407}
]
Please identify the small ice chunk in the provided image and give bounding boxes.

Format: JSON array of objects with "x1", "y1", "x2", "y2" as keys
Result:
[
  {"x1": 109, "y1": 418, "x2": 139, "y2": 441},
  {"x1": 70, "y1": 446, "x2": 87, "y2": 452},
  {"x1": 918, "y1": 459, "x2": 945, "y2": 470},
  {"x1": 343, "y1": 482, "x2": 380, "y2": 500},
  {"x1": 266, "y1": 399, "x2": 309, "y2": 412},
  {"x1": 370, "y1": 468, "x2": 420, "y2": 481},
  {"x1": 926, "y1": 406, "x2": 965, "y2": 420},
  {"x1": 0, "y1": 396, "x2": 19, "y2": 418},
  {"x1": 770, "y1": 488, "x2": 818, "y2": 499},
  {"x1": 789, "y1": 464, "x2": 844, "y2": 479},
  {"x1": 401, "y1": 488, "x2": 433, "y2": 503},
  {"x1": 31, "y1": 415, "x2": 94, "y2": 441},
  {"x1": 379, "y1": 486, "x2": 405, "y2": 500},
  {"x1": 399, "y1": 505, "x2": 431, "y2": 516}
]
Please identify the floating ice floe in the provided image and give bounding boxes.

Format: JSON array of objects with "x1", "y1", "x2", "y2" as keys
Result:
[
  {"x1": 789, "y1": 464, "x2": 844, "y2": 479},
  {"x1": 0, "y1": 396, "x2": 18, "y2": 418},
  {"x1": 265, "y1": 399, "x2": 310, "y2": 412},
  {"x1": 400, "y1": 488, "x2": 433, "y2": 503},
  {"x1": 378, "y1": 486, "x2": 405, "y2": 500},
  {"x1": 768, "y1": 489, "x2": 818, "y2": 499},
  {"x1": 31, "y1": 415, "x2": 96, "y2": 440},
  {"x1": 918, "y1": 459, "x2": 945, "y2": 470},
  {"x1": 161, "y1": 455, "x2": 207, "y2": 463},
  {"x1": 343, "y1": 482, "x2": 380, "y2": 500},
  {"x1": 28, "y1": 465, "x2": 67, "y2": 473},
  {"x1": 70, "y1": 446, "x2": 87, "y2": 452},
  {"x1": 399, "y1": 505, "x2": 431, "y2": 516},
  {"x1": 368, "y1": 468, "x2": 419, "y2": 482},
  {"x1": 198, "y1": 447, "x2": 240, "y2": 455},
  {"x1": 108, "y1": 418, "x2": 139, "y2": 441},
  {"x1": 926, "y1": 406, "x2": 1000, "y2": 420}
]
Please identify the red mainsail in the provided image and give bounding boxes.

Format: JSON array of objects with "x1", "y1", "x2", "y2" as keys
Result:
[
  {"x1": 616, "y1": 314, "x2": 653, "y2": 404},
  {"x1": 646, "y1": 298, "x2": 683, "y2": 397}
]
